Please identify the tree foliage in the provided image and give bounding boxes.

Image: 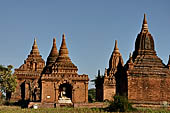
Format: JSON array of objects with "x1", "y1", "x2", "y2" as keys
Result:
[
  {"x1": 107, "y1": 95, "x2": 136, "y2": 112},
  {"x1": 88, "y1": 88, "x2": 96, "y2": 102},
  {"x1": 0, "y1": 65, "x2": 17, "y2": 100}
]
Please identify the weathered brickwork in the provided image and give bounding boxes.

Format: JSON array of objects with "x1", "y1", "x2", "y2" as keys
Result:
[
  {"x1": 96, "y1": 40, "x2": 125, "y2": 101},
  {"x1": 41, "y1": 34, "x2": 88, "y2": 104},
  {"x1": 126, "y1": 14, "x2": 170, "y2": 105},
  {"x1": 11, "y1": 39, "x2": 45, "y2": 101},
  {"x1": 12, "y1": 34, "x2": 89, "y2": 105},
  {"x1": 96, "y1": 14, "x2": 170, "y2": 106},
  {"x1": 128, "y1": 76, "x2": 170, "y2": 103}
]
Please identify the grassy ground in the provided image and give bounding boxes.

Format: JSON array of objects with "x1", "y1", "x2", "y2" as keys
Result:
[
  {"x1": 0, "y1": 106, "x2": 105, "y2": 113},
  {"x1": 0, "y1": 106, "x2": 170, "y2": 113},
  {"x1": 137, "y1": 108, "x2": 170, "y2": 113}
]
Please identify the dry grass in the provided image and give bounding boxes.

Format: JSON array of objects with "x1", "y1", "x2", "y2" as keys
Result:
[
  {"x1": 0, "y1": 105, "x2": 170, "y2": 113},
  {"x1": 0, "y1": 106, "x2": 106, "y2": 113}
]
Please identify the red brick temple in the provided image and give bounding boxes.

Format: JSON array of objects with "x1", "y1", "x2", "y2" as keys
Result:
[
  {"x1": 96, "y1": 14, "x2": 170, "y2": 107},
  {"x1": 12, "y1": 34, "x2": 89, "y2": 107}
]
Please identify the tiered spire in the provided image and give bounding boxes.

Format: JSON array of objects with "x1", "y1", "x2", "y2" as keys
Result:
[
  {"x1": 30, "y1": 38, "x2": 40, "y2": 55},
  {"x1": 53, "y1": 34, "x2": 78, "y2": 73},
  {"x1": 133, "y1": 13, "x2": 156, "y2": 58},
  {"x1": 50, "y1": 38, "x2": 58, "y2": 56},
  {"x1": 141, "y1": 13, "x2": 149, "y2": 33},
  {"x1": 56, "y1": 34, "x2": 71, "y2": 62},
  {"x1": 22, "y1": 38, "x2": 45, "y2": 71},
  {"x1": 46, "y1": 38, "x2": 58, "y2": 66},
  {"x1": 109, "y1": 40, "x2": 123, "y2": 72},
  {"x1": 130, "y1": 14, "x2": 165, "y2": 70},
  {"x1": 59, "y1": 34, "x2": 69, "y2": 57},
  {"x1": 113, "y1": 40, "x2": 120, "y2": 53}
]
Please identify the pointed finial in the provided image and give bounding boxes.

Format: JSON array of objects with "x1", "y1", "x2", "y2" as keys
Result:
[
  {"x1": 129, "y1": 52, "x2": 132, "y2": 58},
  {"x1": 50, "y1": 37, "x2": 58, "y2": 56},
  {"x1": 141, "y1": 13, "x2": 149, "y2": 32},
  {"x1": 33, "y1": 37, "x2": 38, "y2": 48},
  {"x1": 62, "y1": 33, "x2": 65, "y2": 39},
  {"x1": 61, "y1": 33, "x2": 67, "y2": 49},
  {"x1": 53, "y1": 38, "x2": 57, "y2": 47},
  {"x1": 33, "y1": 38, "x2": 38, "y2": 47},
  {"x1": 143, "y1": 13, "x2": 147, "y2": 24},
  {"x1": 58, "y1": 34, "x2": 69, "y2": 57},
  {"x1": 34, "y1": 38, "x2": 36, "y2": 42},
  {"x1": 34, "y1": 37, "x2": 38, "y2": 45},
  {"x1": 129, "y1": 52, "x2": 133, "y2": 63},
  {"x1": 114, "y1": 40, "x2": 120, "y2": 53},
  {"x1": 30, "y1": 38, "x2": 40, "y2": 55}
]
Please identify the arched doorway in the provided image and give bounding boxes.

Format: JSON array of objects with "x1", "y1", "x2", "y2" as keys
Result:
[{"x1": 58, "y1": 83, "x2": 72, "y2": 103}]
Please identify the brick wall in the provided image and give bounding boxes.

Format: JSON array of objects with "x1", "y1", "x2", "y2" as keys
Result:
[
  {"x1": 128, "y1": 76, "x2": 170, "y2": 103},
  {"x1": 41, "y1": 81, "x2": 55, "y2": 103},
  {"x1": 103, "y1": 84, "x2": 116, "y2": 101},
  {"x1": 41, "y1": 81, "x2": 88, "y2": 103}
]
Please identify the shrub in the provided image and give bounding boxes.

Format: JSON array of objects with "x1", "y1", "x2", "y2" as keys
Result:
[{"x1": 107, "y1": 95, "x2": 136, "y2": 112}]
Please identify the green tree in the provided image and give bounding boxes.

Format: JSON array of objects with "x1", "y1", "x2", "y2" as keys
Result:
[
  {"x1": 0, "y1": 65, "x2": 17, "y2": 100},
  {"x1": 88, "y1": 88, "x2": 96, "y2": 102}
]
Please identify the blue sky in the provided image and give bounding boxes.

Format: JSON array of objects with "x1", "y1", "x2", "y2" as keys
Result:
[{"x1": 0, "y1": 0, "x2": 170, "y2": 88}]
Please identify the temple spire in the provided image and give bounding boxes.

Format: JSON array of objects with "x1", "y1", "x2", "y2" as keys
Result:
[
  {"x1": 53, "y1": 34, "x2": 78, "y2": 73},
  {"x1": 56, "y1": 34, "x2": 71, "y2": 63},
  {"x1": 59, "y1": 33, "x2": 69, "y2": 57},
  {"x1": 30, "y1": 38, "x2": 40, "y2": 55},
  {"x1": 114, "y1": 40, "x2": 120, "y2": 53},
  {"x1": 109, "y1": 40, "x2": 123, "y2": 70},
  {"x1": 46, "y1": 38, "x2": 58, "y2": 66},
  {"x1": 141, "y1": 13, "x2": 149, "y2": 32},
  {"x1": 49, "y1": 38, "x2": 58, "y2": 57}
]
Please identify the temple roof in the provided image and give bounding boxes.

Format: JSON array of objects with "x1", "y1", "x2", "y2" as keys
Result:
[
  {"x1": 27, "y1": 38, "x2": 44, "y2": 60},
  {"x1": 15, "y1": 38, "x2": 45, "y2": 73}
]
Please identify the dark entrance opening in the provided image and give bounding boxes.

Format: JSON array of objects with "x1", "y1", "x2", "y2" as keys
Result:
[
  {"x1": 21, "y1": 82, "x2": 25, "y2": 100},
  {"x1": 59, "y1": 83, "x2": 72, "y2": 100}
]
